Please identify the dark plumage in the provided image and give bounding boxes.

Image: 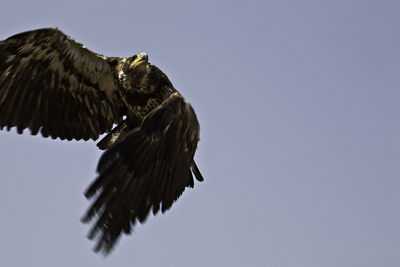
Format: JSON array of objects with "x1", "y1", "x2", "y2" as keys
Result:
[{"x1": 0, "y1": 28, "x2": 203, "y2": 254}]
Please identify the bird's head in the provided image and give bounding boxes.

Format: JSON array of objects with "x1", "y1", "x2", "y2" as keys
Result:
[
  {"x1": 124, "y1": 52, "x2": 150, "y2": 85},
  {"x1": 129, "y1": 52, "x2": 148, "y2": 69},
  {"x1": 125, "y1": 52, "x2": 176, "y2": 97}
]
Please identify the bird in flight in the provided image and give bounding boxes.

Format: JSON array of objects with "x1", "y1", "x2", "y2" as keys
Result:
[{"x1": 0, "y1": 28, "x2": 203, "y2": 254}]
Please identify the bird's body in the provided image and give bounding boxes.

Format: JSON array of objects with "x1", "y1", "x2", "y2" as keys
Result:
[{"x1": 0, "y1": 28, "x2": 203, "y2": 254}]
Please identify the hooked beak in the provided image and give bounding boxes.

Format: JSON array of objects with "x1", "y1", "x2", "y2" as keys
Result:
[{"x1": 130, "y1": 52, "x2": 148, "y2": 68}]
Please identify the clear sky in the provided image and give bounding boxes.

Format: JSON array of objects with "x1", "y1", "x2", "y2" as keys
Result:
[{"x1": 0, "y1": 0, "x2": 399, "y2": 266}]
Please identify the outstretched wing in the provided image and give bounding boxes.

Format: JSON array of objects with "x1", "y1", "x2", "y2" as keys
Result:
[
  {"x1": 82, "y1": 92, "x2": 204, "y2": 254},
  {"x1": 0, "y1": 28, "x2": 124, "y2": 140}
]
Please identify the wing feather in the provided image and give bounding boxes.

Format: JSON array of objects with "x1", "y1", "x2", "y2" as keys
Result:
[
  {"x1": 0, "y1": 28, "x2": 124, "y2": 140},
  {"x1": 82, "y1": 93, "x2": 203, "y2": 254}
]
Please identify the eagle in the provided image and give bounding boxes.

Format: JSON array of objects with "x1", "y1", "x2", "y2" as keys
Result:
[{"x1": 0, "y1": 28, "x2": 203, "y2": 254}]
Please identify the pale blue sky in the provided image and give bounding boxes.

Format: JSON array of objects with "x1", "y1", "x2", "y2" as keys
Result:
[{"x1": 0, "y1": 1, "x2": 399, "y2": 266}]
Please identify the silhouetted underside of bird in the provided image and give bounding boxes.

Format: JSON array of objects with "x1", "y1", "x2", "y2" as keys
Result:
[{"x1": 0, "y1": 28, "x2": 203, "y2": 254}]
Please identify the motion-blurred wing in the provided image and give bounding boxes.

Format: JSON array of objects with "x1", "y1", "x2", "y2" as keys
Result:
[
  {"x1": 82, "y1": 92, "x2": 203, "y2": 254},
  {"x1": 0, "y1": 28, "x2": 124, "y2": 140}
]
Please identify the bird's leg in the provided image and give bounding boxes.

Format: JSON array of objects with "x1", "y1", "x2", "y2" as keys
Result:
[{"x1": 97, "y1": 120, "x2": 130, "y2": 150}]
